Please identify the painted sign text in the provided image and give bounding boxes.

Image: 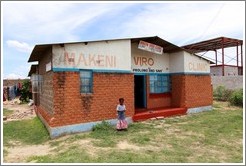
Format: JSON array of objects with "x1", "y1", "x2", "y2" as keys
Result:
[
  {"x1": 54, "y1": 51, "x2": 116, "y2": 68},
  {"x1": 133, "y1": 57, "x2": 154, "y2": 66},
  {"x1": 188, "y1": 62, "x2": 208, "y2": 71}
]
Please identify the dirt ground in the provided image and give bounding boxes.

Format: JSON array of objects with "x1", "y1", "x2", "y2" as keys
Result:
[
  {"x1": 3, "y1": 100, "x2": 144, "y2": 163},
  {"x1": 3, "y1": 99, "x2": 39, "y2": 163},
  {"x1": 2, "y1": 100, "x2": 242, "y2": 163},
  {"x1": 3, "y1": 98, "x2": 36, "y2": 121}
]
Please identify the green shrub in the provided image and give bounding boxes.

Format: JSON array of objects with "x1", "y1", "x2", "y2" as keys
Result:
[
  {"x1": 90, "y1": 121, "x2": 115, "y2": 140},
  {"x1": 213, "y1": 86, "x2": 233, "y2": 101},
  {"x1": 229, "y1": 89, "x2": 243, "y2": 107},
  {"x1": 19, "y1": 80, "x2": 32, "y2": 103},
  {"x1": 92, "y1": 121, "x2": 112, "y2": 131}
]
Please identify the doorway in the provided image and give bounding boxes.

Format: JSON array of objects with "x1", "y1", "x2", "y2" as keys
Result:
[{"x1": 134, "y1": 75, "x2": 146, "y2": 108}]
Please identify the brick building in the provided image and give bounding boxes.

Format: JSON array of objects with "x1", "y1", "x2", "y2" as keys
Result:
[{"x1": 28, "y1": 36, "x2": 213, "y2": 138}]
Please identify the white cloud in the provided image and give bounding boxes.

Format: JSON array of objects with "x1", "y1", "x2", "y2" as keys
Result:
[
  {"x1": 3, "y1": 64, "x2": 31, "y2": 79},
  {"x1": 2, "y1": 2, "x2": 244, "y2": 45},
  {"x1": 2, "y1": 3, "x2": 133, "y2": 43},
  {"x1": 2, "y1": 2, "x2": 244, "y2": 79},
  {"x1": 6, "y1": 40, "x2": 33, "y2": 53},
  {"x1": 116, "y1": 2, "x2": 244, "y2": 46}
]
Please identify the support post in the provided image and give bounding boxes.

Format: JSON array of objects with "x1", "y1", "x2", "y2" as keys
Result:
[
  {"x1": 241, "y1": 43, "x2": 243, "y2": 75},
  {"x1": 236, "y1": 43, "x2": 239, "y2": 67},
  {"x1": 215, "y1": 50, "x2": 218, "y2": 65},
  {"x1": 222, "y1": 38, "x2": 225, "y2": 76},
  {"x1": 241, "y1": 43, "x2": 243, "y2": 67}
]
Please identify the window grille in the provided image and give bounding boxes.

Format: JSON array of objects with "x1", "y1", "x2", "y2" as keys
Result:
[
  {"x1": 80, "y1": 70, "x2": 93, "y2": 93},
  {"x1": 149, "y1": 74, "x2": 170, "y2": 93}
]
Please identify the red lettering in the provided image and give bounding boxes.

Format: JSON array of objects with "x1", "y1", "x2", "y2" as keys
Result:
[
  {"x1": 89, "y1": 54, "x2": 96, "y2": 66},
  {"x1": 134, "y1": 57, "x2": 140, "y2": 65},
  {"x1": 105, "y1": 55, "x2": 115, "y2": 67},
  {"x1": 97, "y1": 55, "x2": 104, "y2": 67},
  {"x1": 189, "y1": 62, "x2": 193, "y2": 70},
  {"x1": 64, "y1": 51, "x2": 75, "y2": 66},
  {"x1": 77, "y1": 53, "x2": 87, "y2": 66},
  {"x1": 148, "y1": 58, "x2": 154, "y2": 66},
  {"x1": 114, "y1": 56, "x2": 116, "y2": 67},
  {"x1": 189, "y1": 62, "x2": 207, "y2": 71},
  {"x1": 134, "y1": 56, "x2": 155, "y2": 66},
  {"x1": 142, "y1": 57, "x2": 147, "y2": 66}
]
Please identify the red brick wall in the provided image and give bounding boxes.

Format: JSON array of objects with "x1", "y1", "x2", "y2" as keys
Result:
[
  {"x1": 171, "y1": 75, "x2": 186, "y2": 107},
  {"x1": 146, "y1": 75, "x2": 171, "y2": 109},
  {"x1": 171, "y1": 75, "x2": 213, "y2": 108},
  {"x1": 48, "y1": 72, "x2": 134, "y2": 127},
  {"x1": 36, "y1": 106, "x2": 53, "y2": 126},
  {"x1": 184, "y1": 75, "x2": 213, "y2": 108}
]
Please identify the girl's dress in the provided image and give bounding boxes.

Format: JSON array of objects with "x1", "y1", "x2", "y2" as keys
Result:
[{"x1": 116, "y1": 104, "x2": 128, "y2": 130}]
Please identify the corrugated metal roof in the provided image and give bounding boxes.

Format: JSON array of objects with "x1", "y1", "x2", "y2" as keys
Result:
[
  {"x1": 28, "y1": 64, "x2": 39, "y2": 76},
  {"x1": 27, "y1": 36, "x2": 213, "y2": 63},
  {"x1": 28, "y1": 45, "x2": 52, "y2": 62},
  {"x1": 182, "y1": 36, "x2": 243, "y2": 53}
]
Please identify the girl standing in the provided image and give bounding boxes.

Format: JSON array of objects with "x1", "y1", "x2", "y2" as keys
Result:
[{"x1": 116, "y1": 98, "x2": 128, "y2": 130}]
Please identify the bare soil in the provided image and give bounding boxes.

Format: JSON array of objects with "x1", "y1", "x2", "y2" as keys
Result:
[
  {"x1": 4, "y1": 143, "x2": 53, "y2": 163},
  {"x1": 3, "y1": 99, "x2": 36, "y2": 121}
]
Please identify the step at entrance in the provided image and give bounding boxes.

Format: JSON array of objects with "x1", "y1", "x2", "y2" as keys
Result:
[{"x1": 132, "y1": 107, "x2": 187, "y2": 122}]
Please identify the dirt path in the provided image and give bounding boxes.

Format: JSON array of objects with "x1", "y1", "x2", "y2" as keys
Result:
[
  {"x1": 4, "y1": 143, "x2": 53, "y2": 163},
  {"x1": 3, "y1": 99, "x2": 36, "y2": 121},
  {"x1": 3, "y1": 139, "x2": 145, "y2": 163}
]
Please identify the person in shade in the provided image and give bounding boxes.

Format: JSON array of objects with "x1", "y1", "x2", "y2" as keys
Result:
[{"x1": 116, "y1": 98, "x2": 128, "y2": 131}]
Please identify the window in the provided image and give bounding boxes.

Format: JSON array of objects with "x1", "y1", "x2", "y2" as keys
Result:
[
  {"x1": 80, "y1": 70, "x2": 93, "y2": 93},
  {"x1": 31, "y1": 74, "x2": 43, "y2": 93},
  {"x1": 149, "y1": 75, "x2": 170, "y2": 93}
]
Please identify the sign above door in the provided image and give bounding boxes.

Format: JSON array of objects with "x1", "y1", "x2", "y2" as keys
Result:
[{"x1": 138, "y1": 40, "x2": 163, "y2": 55}]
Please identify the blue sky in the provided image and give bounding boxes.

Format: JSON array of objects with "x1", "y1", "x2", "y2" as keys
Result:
[{"x1": 1, "y1": 1, "x2": 245, "y2": 79}]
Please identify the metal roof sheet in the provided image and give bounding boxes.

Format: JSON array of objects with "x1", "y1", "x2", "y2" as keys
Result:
[
  {"x1": 28, "y1": 64, "x2": 39, "y2": 76},
  {"x1": 27, "y1": 36, "x2": 214, "y2": 64},
  {"x1": 182, "y1": 36, "x2": 243, "y2": 53}
]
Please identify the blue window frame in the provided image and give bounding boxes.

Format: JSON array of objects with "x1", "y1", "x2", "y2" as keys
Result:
[
  {"x1": 80, "y1": 70, "x2": 93, "y2": 93},
  {"x1": 149, "y1": 75, "x2": 170, "y2": 93}
]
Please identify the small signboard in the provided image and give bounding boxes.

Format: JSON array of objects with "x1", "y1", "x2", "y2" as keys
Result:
[
  {"x1": 46, "y1": 62, "x2": 51, "y2": 72},
  {"x1": 138, "y1": 40, "x2": 163, "y2": 55}
]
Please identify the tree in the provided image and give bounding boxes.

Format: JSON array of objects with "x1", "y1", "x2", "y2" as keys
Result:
[{"x1": 19, "y1": 80, "x2": 32, "y2": 103}]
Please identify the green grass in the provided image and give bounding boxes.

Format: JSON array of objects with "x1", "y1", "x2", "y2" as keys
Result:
[
  {"x1": 3, "y1": 101, "x2": 243, "y2": 163},
  {"x1": 3, "y1": 117, "x2": 49, "y2": 146},
  {"x1": 3, "y1": 108, "x2": 14, "y2": 117}
]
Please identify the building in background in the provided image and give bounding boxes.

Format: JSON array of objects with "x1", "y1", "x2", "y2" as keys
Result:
[
  {"x1": 3, "y1": 79, "x2": 28, "y2": 101},
  {"x1": 182, "y1": 37, "x2": 243, "y2": 90}
]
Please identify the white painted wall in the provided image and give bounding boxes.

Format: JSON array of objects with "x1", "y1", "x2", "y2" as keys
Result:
[
  {"x1": 211, "y1": 66, "x2": 239, "y2": 76},
  {"x1": 183, "y1": 51, "x2": 210, "y2": 73},
  {"x1": 52, "y1": 40, "x2": 131, "y2": 71},
  {"x1": 169, "y1": 51, "x2": 210, "y2": 74},
  {"x1": 224, "y1": 66, "x2": 239, "y2": 76},
  {"x1": 169, "y1": 51, "x2": 185, "y2": 73},
  {"x1": 211, "y1": 66, "x2": 222, "y2": 76},
  {"x1": 131, "y1": 42, "x2": 169, "y2": 73},
  {"x1": 52, "y1": 39, "x2": 210, "y2": 74}
]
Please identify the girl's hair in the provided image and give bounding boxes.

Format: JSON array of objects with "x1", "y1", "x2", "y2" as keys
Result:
[{"x1": 119, "y1": 98, "x2": 124, "y2": 102}]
